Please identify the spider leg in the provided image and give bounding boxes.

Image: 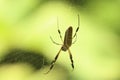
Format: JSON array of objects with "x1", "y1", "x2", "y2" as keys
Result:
[
  {"x1": 57, "y1": 17, "x2": 63, "y2": 42},
  {"x1": 50, "y1": 36, "x2": 62, "y2": 45},
  {"x1": 58, "y1": 29, "x2": 63, "y2": 42},
  {"x1": 72, "y1": 34, "x2": 77, "y2": 44},
  {"x1": 72, "y1": 27, "x2": 79, "y2": 39},
  {"x1": 72, "y1": 14, "x2": 80, "y2": 39},
  {"x1": 72, "y1": 14, "x2": 79, "y2": 44},
  {"x1": 45, "y1": 48, "x2": 62, "y2": 74},
  {"x1": 68, "y1": 48, "x2": 74, "y2": 70}
]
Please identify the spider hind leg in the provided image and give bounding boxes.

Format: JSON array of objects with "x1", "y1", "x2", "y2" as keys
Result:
[
  {"x1": 68, "y1": 49, "x2": 74, "y2": 70},
  {"x1": 45, "y1": 49, "x2": 62, "y2": 74}
]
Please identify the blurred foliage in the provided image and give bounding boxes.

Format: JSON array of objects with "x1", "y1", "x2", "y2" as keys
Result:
[{"x1": 0, "y1": 48, "x2": 48, "y2": 70}]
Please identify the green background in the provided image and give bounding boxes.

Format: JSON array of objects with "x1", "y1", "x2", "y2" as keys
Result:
[{"x1": 0, "y1": 0, "x2": 120, "y2": 80}]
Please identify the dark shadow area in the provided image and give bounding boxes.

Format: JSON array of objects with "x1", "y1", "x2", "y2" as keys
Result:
[{"x1": 0, "y1": 49, "x2": 49, "y2": 70}]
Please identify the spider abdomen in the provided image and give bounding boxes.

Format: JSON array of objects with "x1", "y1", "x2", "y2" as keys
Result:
[{"x1": 64, "y1": 26, "x2": 73, "y2": 47}]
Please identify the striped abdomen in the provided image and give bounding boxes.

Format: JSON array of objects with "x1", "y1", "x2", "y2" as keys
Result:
[{"x1": 62, "y1": 26, "x2": 73, "y2": 51}]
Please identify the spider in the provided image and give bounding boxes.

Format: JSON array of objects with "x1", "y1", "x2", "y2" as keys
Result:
[{"x1": 46, "y1": 15, "x2": 79, "y2": 73}]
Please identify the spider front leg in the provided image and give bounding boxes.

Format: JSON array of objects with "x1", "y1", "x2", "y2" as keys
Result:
[
  {"x1": 72, "y1": 14, "x2": 80, "y2": 44},
  {"x1": 57, "y1": 17, "x2": 63, "y2": 42},
  {"x1": 72, "y1": 27, "x2": 79, "y2": 44}
]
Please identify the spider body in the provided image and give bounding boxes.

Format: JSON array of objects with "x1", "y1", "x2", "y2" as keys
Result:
[
  {"x1": 46, "y1": 15, "x2": 79, "y2": 74},
  {"x1": 61, "y1": 26, "x2": 73, "y2": 51}
]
